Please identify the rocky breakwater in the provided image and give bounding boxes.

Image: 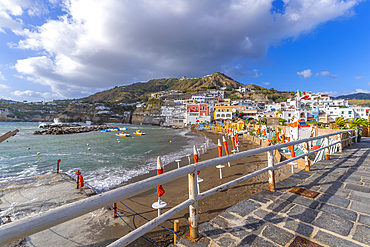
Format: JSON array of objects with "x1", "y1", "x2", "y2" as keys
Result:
[{"x1": 33, "y1": 124, "x2": 114, "y2": 135}]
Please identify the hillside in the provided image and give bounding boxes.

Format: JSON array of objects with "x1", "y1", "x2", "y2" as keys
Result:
[
  {"x1": 334, "y1": 93, "x2": 370, "y2": 100},
  {"x1": 83, "y1": 72, "x2": 294, "y2": 103},
  {"x1": 84, "y1": 72, "x2": 246, "y2": 103}
]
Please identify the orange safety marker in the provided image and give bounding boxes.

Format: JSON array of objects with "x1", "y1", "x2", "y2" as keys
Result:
[
  {"x1": 257, "y1": 127, "x2": 261, "y2": 135},
  {"x1": 56, "y1": 159, "x2": 61, "y2": 173},
  {"x1": 113, "y1": 202, "x2": 117, "y2": 218},
  {"x1": 79, "y1": 175, "x2": 84, "y2": 187},
  {"x1": 264, "y1": 128, "x2": 266, "y2": 136},
  {"x1": 235, "y1": 132, "x2": 239, "y2": 143},
  {"x1": 75, "y1": 170, "x2": 81, "y2": 189}
]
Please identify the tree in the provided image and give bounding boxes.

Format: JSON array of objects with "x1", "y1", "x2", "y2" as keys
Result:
[
  {"x1": 335, "y1": 117, "x2": 348, "y2": 129},
  {"x1": 279, "y1": 118, "x2": 287, "y2": 125}
]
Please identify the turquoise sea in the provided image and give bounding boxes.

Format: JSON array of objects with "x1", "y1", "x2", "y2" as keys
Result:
[{"x1": 0, "y1": 122, "x2": 212, "y2": 193}]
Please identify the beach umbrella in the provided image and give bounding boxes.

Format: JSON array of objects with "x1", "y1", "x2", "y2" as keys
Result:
[
  {"x1": 222, "y1": 136, "x2": 231, "y2": 167},
  {"x1": 218, "y1": 139, "x2": 222, "y2": 157},
  {"x1": 231, "y1": 134, "x2": 236, "y2": 150},
  {"x1": 264, "y1": 128, "x2": 266, "y2": 136},
  {"x1": 152, "y1": 156, "x2": 167, "y2": 216},
  {"x1": 277, "y1": 132, "x2": 280, "y2": 142},
  {"x1": 156, "y1": 157, "x2": 165, "y2": 198},
  {"x1": 194, "y1": 146, "x2": 200, "y2": 175},
  {"x1": 282, "y1": 133, "x2": 285, "y2": 143},
  {"x1": 222, "y1": 136, "x2": 229, "y2": 156}
]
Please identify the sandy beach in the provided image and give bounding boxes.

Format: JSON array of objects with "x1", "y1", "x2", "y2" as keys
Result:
[{"x1": 117, "y1": 129, "x2": 297, "y2": 247}]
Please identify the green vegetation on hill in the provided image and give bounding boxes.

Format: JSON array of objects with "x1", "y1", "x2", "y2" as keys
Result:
[
  {"x1": 84, "y1": 72, "x2": 294, "y2": 103},
  {"x1": 84, "y1": 72, "x2": 244, "y2": 103}
]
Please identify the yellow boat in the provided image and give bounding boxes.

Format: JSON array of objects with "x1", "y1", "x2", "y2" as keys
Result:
[
  {"x1": 133, "y1": 130, "x2": 145, "y2": 136},
  {"x1": 116, "y1": 131, "x2": 130, "y2": 137}
]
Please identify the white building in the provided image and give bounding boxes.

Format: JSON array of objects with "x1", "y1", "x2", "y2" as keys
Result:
[{"x1": 161, "y1": 103, "x2": 186, "y2": 127}]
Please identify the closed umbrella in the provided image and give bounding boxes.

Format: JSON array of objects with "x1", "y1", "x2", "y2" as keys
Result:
[{"x1": 152, "y1": 156, "x2": 167, "y2": 216}]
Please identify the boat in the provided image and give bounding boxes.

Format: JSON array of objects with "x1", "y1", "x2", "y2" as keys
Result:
[
  {"x1": 102, "y1": 127, "x2": 120, "y2": 132},
  {"x1": 116, "y1": 131, "x2": 130, "y2": 137},
  {"x1": 133, "y1": 130, "x2": 145, "y2": 136}
]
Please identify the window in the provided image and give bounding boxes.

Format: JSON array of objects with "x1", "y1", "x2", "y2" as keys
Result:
[
  {"x1": 341, "y1": 111, "x2": 344, "y2": 114},
  {"x1": 348, "y1": 111, "x2": 352, "y2": 114},
  {"x1": 226, "y1": 114, "x2": 231, "y2": 117},
  {"x1": 221, "y1": 114, "x2": 225, "y2": 117},
  {"x1": 218, "y1": 109, "x2": 220, "y2": 112},
  {"x1": 227, "y1": 109, "x2": 229, "y2": 112},
  {"x1": 216, "y1": 114, "x2": 220, "y2": 117}
]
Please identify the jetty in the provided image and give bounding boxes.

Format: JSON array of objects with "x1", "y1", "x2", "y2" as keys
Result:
[
  {"x1": 173, "y1": 138, "x2": 370, "y2": 247},
  {"x1": 33, "y1": 124, "x2": 114, "y2": 135}
]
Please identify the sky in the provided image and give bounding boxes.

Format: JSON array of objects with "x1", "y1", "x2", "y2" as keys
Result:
[{"x1": 0, "y1": 0, "x2": 369, "y2": 102}]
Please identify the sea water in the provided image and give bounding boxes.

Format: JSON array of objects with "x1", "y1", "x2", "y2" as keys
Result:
[{"x1": 0, "y1": 122, "x2": 212, "y2": 193}]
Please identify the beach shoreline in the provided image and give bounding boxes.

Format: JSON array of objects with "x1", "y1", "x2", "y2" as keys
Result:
[{"x1": 2, "y1": 128, "x2": 298, "y2": 247}]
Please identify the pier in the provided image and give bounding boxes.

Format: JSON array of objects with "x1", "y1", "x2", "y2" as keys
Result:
[{"x1": 174, "y1": 137, "x2": 370, "y2": 247}]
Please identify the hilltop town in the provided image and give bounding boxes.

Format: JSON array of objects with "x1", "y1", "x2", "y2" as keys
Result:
[{"x1": 0, "y1": 72, "x2": 369, "y2": 126}]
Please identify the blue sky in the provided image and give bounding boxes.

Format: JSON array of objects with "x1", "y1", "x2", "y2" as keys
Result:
[{"x1": 0, "y1": 0, "x2": 368, "y2": 101}]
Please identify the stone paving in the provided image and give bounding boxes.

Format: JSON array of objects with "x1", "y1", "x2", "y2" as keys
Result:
[{"x1": 173, "y1": 138, "x2": 370, "y2": 247}]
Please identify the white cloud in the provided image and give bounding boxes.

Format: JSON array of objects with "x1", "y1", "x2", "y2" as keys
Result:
[
  {"x1": 7, "y1": 0, "x2": 363, "y2": 98},
  {"x1": 316, "y1": 91, "x2": 340, "y2": 97},
  {"x1": 11, "y1": 90, "x2": 58, "y2": 99},
  {"x1": 355, "y1": 76, "x2": 364, "y2": 80},
  {"x1": 320, "y1": 71, "x2": 337, "y2": 80},
  {"x1": 354, "y1": 89, "x2": 370, "y2": 94},
  {"x1": 297, "y1": 69, "x2": 313, "y2": 78},
  {"x1": 0, "y1": 71, "x2": 5, "y2": 80},
  {"x1": 0, "y1": 84, "x2": 11, "y2": 90},
  {"x1": 261, "y1": 82, "x2": 270, "y2": 86}
]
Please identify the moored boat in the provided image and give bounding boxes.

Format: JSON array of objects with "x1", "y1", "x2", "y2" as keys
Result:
[
  {"x1": 133, "y1": 130, "x2": 145, "y2": 135},
  {"x1": 116, "y1": 131, "x2": 130, "y2": 137}
]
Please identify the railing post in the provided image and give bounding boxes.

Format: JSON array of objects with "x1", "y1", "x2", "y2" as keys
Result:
[
  {"x1": 354, "y1": 129, "x2": 358, "y2": 144},
  {"x1": 188, "y1": 170, "x2": 199, "y2": 240},
  {"x1": 349, "y1": 131, "x2": 352, "y2": 147},
  {"x1": 304, "y1": 142, "x2": 310, "y2": 171},
  {"x1": 267, "y1": 150, "x2": 275, "y2": 192},
  {"x1": 325, "y1": 137, "x2": 330, "y2": 160},
  {"x1": 113, "y1": 203, "x2": 117, "y2": 218},
  {"x1": 338, "y1": 133, "x2": 343, "y2": 153}
]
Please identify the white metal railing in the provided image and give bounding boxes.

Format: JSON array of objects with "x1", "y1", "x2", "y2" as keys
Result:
[{"x1": 0, "y1": 129, "x2": 357, "y2": 246}]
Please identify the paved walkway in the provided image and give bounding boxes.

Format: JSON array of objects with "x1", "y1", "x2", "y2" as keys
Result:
[{"x1": 174, "y1": 137, "x2": 370, "y2": 247}]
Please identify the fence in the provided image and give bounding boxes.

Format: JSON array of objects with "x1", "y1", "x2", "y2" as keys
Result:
[{"x1": 0, "y1": 129, "x2": 357, "y2": 246}]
